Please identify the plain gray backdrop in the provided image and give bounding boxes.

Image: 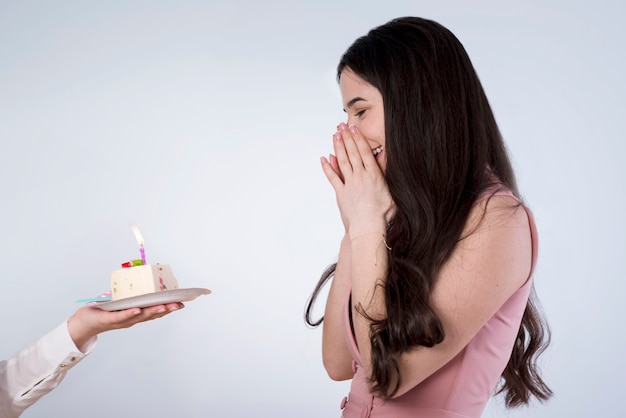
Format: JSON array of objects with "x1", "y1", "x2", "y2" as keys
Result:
[{"x1": 1, "y1": 0, "x2": 624, "y2": 417}]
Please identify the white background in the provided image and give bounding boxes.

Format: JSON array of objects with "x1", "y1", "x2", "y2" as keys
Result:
[{"x1": 1, "y1": 1, "x2": 624, "y2": 417}]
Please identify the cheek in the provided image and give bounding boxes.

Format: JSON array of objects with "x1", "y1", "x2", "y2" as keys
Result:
[
  {"x1": 371, "y1": 113, "x2": 386, "y2": 143},
  {"x1": 356, "y1": 120, "x2": 384, "y2": 142}
]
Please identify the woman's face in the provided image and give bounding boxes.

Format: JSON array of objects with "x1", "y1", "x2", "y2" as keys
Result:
[{"x1": 339, "y1": 68, "x2": 386, "y2": 171}]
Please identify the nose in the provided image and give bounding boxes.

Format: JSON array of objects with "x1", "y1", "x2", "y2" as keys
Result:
[{"x1": 345, "y1": 115, "x2": 359, "y2": 127}]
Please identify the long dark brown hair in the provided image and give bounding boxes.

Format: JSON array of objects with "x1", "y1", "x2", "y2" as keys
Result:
[{"x1": 305, "y1": 17, "x2": 552, "y2": 407}]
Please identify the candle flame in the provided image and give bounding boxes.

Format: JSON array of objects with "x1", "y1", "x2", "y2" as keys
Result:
[{"x1": 131, "y1": 225, "x2": 144, "y2": 246}]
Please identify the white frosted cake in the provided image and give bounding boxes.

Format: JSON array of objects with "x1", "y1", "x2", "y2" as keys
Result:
[{"x1": 110, "y1": 264, "x2": 179, "y2": 300}]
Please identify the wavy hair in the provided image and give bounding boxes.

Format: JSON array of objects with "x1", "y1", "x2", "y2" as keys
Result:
[{"x1": 305, "y1": 16, "x2": 552, "y2": 406}]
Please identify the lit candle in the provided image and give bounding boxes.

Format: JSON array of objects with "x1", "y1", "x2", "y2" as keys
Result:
[{"x1": 131, "y1": 225, "x2": 147, "y2": 265}]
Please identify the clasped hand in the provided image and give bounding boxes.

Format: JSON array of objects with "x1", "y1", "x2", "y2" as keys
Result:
[{"x1": 320, "y1": 124, "x2": 394, "y2": 237}]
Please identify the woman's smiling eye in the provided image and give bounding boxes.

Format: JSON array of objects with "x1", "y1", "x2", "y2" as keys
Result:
[{"x1": 355, "y1": 109, "x2": 366, "y2": 118}]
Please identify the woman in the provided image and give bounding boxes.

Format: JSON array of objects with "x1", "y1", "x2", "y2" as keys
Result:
[
  {"x1": 1, "y1": 302, "x2": 183, "y2": 417},
  {"x1": 305, "y1": 17, "x2": 552, "y2": 417}
]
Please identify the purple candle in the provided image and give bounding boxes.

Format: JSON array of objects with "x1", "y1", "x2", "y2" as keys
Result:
[{"x1": 131, "y1": 225, "x2": 147, "y2": 265}]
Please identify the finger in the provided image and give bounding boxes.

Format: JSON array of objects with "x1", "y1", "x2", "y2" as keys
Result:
[
  {"x1": 329, "y1": 154, "x2": 344, "y2": 182},
  {"x1": 339, "y1": 125, "x2": 365, "y2": 172},
  {"x1": 148, "y1": 303, "x2": 183, "y2": 319},
  {"x1": 329, "y1": 153, "x2": 339, "y2": 175},
  {"x1": 95, "y1": 309, "x2": 143, "y2": 330},
  {"x1": 349, "y1": 125, "x2": 380, "y2": 172},
  {"x1": 152, "y1": 303, "x2": 184, "y2": 317},
  {"x1": 123, "y1": 306, "x2": 170, "y2": 325},
  {"x1": 333, "y1": 132, "x2": 354, "y2": 175},
  {"x1": 106, "y1": 308, "x2": 142, "y2": 323},
  {"x1": 321, "y1": 156, "x2": 346, "y2": 191},
  {"x1": 141, "y1": 304, "x2": 169, "y2": 316}
]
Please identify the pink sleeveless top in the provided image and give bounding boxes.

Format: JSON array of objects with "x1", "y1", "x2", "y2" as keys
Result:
[{"x1": 340, "y1": 191, "x2": 538, "y2": 418}]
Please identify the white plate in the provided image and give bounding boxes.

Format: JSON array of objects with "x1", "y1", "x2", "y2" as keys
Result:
[{"x1": 90, "y1": 288, "x2": 211, "y2": 311}]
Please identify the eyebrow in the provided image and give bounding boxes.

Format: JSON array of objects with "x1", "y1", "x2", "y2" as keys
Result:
[{"x1": 343, "y1": 97, "x2": 366, "y2": 112}]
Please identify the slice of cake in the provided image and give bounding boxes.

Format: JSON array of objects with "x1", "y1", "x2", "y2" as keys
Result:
[{"x1": 110, "y1": 264, "x2": 179, "y2": 301}]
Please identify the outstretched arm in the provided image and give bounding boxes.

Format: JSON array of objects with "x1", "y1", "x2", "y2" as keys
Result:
[
  {"x1": 0, "y1": 303, "x2": 183, "y2": 418},
  {"x1": 67, "y1": 302, "x2": 183, "y2": 348}
]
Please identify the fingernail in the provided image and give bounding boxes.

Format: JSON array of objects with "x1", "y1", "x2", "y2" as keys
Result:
[{"x1": 349, "y1": 125, "x2": 356, "y2": 133}]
